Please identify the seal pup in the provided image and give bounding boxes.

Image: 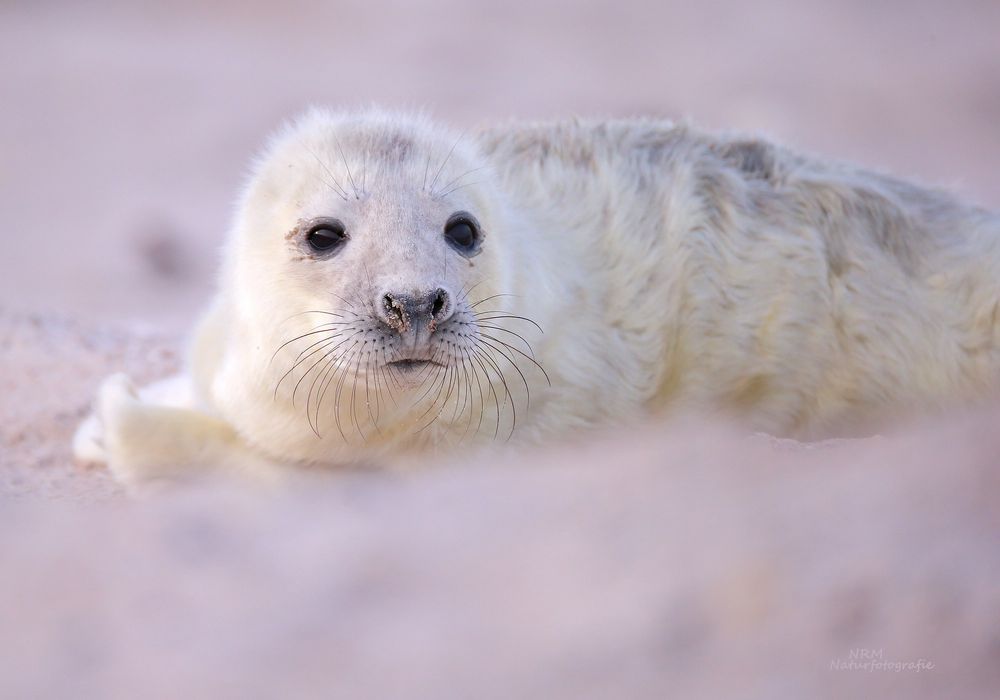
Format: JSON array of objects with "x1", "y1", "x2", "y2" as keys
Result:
[{"x1": 74, "y1": 108, "x2": 1000, "y2": 483}]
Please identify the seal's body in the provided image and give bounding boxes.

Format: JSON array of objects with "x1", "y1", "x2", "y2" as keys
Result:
[{"x1": 75, "y1": 109, "x2": 1000, "y2": 482}]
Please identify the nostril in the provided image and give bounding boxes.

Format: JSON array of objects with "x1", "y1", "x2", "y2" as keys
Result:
[
  {"x1": 431, "y1": 288, "x2": 451, "y2": 320},
  {"x1": 383, "y1": 293, "x2": 405, "y2": 328}
]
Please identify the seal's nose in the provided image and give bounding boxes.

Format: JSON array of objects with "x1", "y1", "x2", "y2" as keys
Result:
[{"x1": 379, "y1": 288, "x2": 453, "y2": 333}]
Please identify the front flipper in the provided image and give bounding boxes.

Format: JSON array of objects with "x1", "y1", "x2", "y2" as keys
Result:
[{"x1": 74, "y1": 373, "x2": 283, "y2": 486}]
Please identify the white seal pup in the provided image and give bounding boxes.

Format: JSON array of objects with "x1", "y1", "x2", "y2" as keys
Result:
[{"x1": 74, "y1": 108, "x2": 1000, "y2": 483}]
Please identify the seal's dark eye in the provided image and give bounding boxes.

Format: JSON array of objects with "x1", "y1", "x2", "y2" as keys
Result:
[
  {"x1": 444, "y1": 212, "x2": 481, "y2": 255},
  {"x1": 306, "y1": 220, "x2": 347, "y2": 253}
]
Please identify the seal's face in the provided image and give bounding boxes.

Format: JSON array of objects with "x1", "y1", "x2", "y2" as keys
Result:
[{"x1": 228, "y1": 111, "x2": 542, "y2": 448}]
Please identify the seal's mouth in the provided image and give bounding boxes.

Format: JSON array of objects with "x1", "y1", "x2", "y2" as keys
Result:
[{"x1": 387, "y1": 359, "x2": 443, "y2": 374}]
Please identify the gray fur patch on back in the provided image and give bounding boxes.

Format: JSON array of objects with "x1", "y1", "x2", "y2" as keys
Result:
[
  {"x1": 797, "y1": 180, "x2": 920, "y2": 274},
  {"x1": 715, "y1": 139, "x2": 778, "y2": 183}
]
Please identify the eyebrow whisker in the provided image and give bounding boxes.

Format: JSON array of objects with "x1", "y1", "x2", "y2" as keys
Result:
[{"x1": 305, "y1": 146, "x2": 350, "y2": 201}]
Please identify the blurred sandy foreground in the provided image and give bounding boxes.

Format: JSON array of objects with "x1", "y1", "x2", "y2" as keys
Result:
[{"x1": 2, "y1": 1, "x2": 1000, "y2": 697}]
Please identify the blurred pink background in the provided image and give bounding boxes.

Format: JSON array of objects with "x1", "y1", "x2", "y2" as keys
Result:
[{"x1": 2, "y1": 0, "x2": 998, "y2": 330}]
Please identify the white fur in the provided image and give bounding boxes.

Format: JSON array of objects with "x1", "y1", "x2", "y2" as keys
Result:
[{"x1": 75, "y1": 108, "x2": 1000, "y2": 482}]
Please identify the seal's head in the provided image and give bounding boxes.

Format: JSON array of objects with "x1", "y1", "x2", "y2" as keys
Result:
[{"x1": 224, "y1": 109, "x2": 539, "y2": 449}]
